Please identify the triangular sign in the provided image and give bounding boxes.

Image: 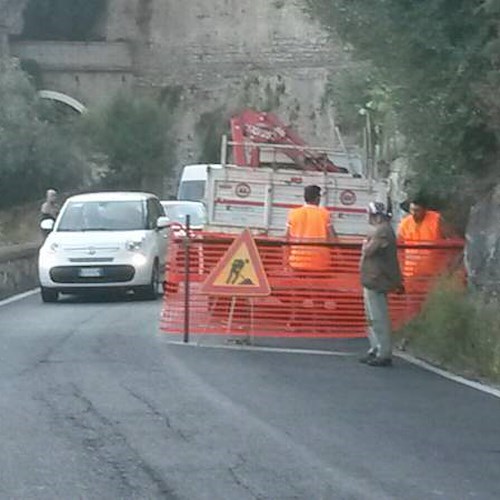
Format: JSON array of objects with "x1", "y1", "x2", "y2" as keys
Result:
[{"x1": 201, "y1": 229, "x2": 271, "y2": 297}]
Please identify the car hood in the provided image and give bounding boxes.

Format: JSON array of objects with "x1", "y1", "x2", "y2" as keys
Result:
[{"x1": 43, "y1": 230, "x2": 148, "y2": 249}]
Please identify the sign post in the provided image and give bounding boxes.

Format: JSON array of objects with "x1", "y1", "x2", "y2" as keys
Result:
[{"x1": 183, "y1": 215, "x2": 191, "y2": 343}]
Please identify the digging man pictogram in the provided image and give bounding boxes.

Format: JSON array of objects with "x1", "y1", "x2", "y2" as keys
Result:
[{"x1": 226, "y1": 258, "x2": 251, "y2": 285}]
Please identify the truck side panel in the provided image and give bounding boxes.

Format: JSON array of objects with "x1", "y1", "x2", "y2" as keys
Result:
[{"x1": 207, "y1": 166, "x2": 388, "y2": 236}]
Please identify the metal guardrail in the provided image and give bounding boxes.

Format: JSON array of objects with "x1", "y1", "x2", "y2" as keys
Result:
[{"x1": 0, "y1": 242, "x2": 40, "y2": 300}]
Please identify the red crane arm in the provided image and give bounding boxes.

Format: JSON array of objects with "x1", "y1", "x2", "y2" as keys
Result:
[{"x1": 230, "y1": 109, "x2": 347, "y2": 173}]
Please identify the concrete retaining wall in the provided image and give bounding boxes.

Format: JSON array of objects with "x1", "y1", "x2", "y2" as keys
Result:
[
  {"x1": 0, "y1": 243, "x2": 39, "y2": 300},
  {"x1": 10, "y1": 41, "x2": 134, "y2": 72}
]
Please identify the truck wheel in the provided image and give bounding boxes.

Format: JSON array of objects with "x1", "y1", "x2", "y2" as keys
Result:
[
  {"x1": 41, "y1": 287, "x2": 59, "y2": 303},
  {"x1": 137, "y1": 262, "x2": 159, "y2": 300}
]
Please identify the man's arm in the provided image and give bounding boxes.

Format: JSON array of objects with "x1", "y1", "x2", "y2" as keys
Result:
[
  {"x1": 327, "y1": 213, "x2": 338, "y2": 241},
  {"x1": 363, "y1": 228, "x2": 389, "y2": 257}
]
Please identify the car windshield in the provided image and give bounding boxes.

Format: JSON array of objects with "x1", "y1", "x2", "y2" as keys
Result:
[
  {"x1": 163, "y1": 203, "x2": 207, "y2": 227},
  {"x1": 57, "y1": 200, "x2": 147, "y2": 232}
]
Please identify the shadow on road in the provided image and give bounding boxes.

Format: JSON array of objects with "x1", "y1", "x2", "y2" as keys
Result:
[{"x1": 55, "y1": 291, "x2": 160, "y2": 305}]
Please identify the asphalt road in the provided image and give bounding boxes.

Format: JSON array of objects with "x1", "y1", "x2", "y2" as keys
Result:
[{"x1": 1, "y1": 292, "x2": 499, "y2": 499}]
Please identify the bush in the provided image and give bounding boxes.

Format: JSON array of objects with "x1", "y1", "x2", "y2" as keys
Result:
[
  {"x1": 401, "y1": 281, "x2": 500, "y2": 382},
  {"x1": 82, "y1": 91, "x2": 177, "y2": 193},
  {"x1": 305, "y1": 0, "x2": 500, "y2": 206},
  {"x1": 0, "y1": 62, "x2": 89, "y2": 209}
]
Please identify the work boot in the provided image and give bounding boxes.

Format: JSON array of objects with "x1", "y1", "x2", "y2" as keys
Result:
[
  {"x1": 359, "y1": 351, "x2": 377, "y2": 364},
  {"x1": 366, "y1": 357, "x2": 393, "y2": 367}
]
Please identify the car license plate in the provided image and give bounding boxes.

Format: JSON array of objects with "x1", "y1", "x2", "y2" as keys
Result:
[{"x1": 79, "y1": 267, "x2": 103, "y2": 278}]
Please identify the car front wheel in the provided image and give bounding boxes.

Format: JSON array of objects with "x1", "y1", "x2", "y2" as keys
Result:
[
  {"x1": 137, "y1": 262, "x2": 160, "y2": 300},
  {"x1": 41, "y1": 287, "x2": 59, "y2": 303}
]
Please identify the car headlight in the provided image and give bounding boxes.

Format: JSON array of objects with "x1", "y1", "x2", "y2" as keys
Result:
[
  {"x1": 39, "y1": 243, "x2": 59, "y2": 267},
  {"x1": 125, "y1": 239, "x2": 144, "y2": 252},
  {"x1": 131, "y1": 253, "x2": 148, "y2": 267}
]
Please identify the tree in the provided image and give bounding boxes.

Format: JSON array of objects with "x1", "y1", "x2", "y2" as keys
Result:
[
  {"x1": 0, "y1": 62, "x2": 88, "y2": 208},
  {"x1": 305, "y1": 0, "x2": 500, "y2": 205},
  {"x1": 84, "y1": 92, "x2": 176, "y2": 193}
]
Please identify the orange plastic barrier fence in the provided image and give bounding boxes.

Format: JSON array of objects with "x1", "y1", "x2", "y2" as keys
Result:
[{"x1": 160, "y1": 233, "x2": 464, "y2": 339}]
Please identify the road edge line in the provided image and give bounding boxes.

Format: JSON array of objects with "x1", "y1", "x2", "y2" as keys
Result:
[
  {"x1": 165, "y1": 340, "x2": 500, "y2": 396},
  {"x1": 395, "y1": 351, "x2": 500, "y2": 399},
  {"x1": 164, "y1": 340, "x2": 355, "y2": 357},
  {"x1": 0, "y1": 288, "x2": 39, "y2": 307}
]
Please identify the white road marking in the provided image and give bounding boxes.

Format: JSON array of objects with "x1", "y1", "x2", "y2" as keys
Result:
[
  {"x1": 0, "y1": 288, "x2": 39, "y2": 308},
  {"x1": 164, "y1": 340, "x2": 355, "y2": 356},
  {"x1": 395, "y1": 352, "x2": 500, "y2": 399},
  {"x1": 164, "y1": 338, "x2": 500, "y2": 398}
]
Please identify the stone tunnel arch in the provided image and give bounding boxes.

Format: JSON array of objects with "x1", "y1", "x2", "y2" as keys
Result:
[{"x1": 38, "y1": 90, "x2": 87, "y2": 114}]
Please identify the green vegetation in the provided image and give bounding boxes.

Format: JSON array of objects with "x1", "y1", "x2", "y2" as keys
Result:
[
  {"x1": 0, "y1": 62, "x2": 88, "y2": 210},
  {"x1": 401, "y1": 281, "x2": 500, "y2": 382},
  {"x1": 21, "y1": 0, "x2": 107, "y2": 41},
  {"x1": 322, "y1": 63, "x2": 400, "y2": 159},
  {"x1": 241, "y1": 75, "x2": 287, "y2": 113},
  {"x1": 306, "y1": 0, "x2": 500, "y2": 205},
  {"x1": 0, "y1": 201, "x2": 42, "y2": 245},
  {"x1": 83, "y1": 91, "x2": 177, "y2": 192},
  {"x1": 0, "y1": 60, "x2": 179, "y2": 212},
  {"x1": 85, "y1": 93, "x2": 179, "y2": 192},
  {"x1": 194, "y1": 108, "x2": 229, "y2": 164},
  {"x1": 19, "y1": 59, "x2": 43, "y2": 89}
]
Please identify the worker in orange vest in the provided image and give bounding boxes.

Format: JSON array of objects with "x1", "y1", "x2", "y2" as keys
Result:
[
  {"x1": 397, "y1": 196, "x2": 446, "y2": 288},
  {"x1": 398, "y1": 197, "x2": 443, "y2": 241},
  {"x1": 283, "y1": 185, "x2": 337, "y2": 328},
  {"x1": 286, "y1": 185, "x2": 337, "y2": 271}
]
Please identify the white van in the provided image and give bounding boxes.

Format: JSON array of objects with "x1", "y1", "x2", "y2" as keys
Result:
[{"x1": 177, "y1": 164, "x2": 222, "y2": 202}]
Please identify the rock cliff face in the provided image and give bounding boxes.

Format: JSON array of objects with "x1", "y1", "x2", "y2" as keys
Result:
[
  {"x1": 4, "y1": 0, "x2": 351, "y2": 189},
  {"x1": 0, "y1": 0, "x2": 28, "y2": 32},
  {"x1": 104, "y1": 0, "x2": 350, "y2": 178},
  {"x1": 465, "y1": 184, "x2": 500, "y2": 295}
]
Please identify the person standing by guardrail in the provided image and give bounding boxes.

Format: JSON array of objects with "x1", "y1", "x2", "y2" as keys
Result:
[
  {"x1": 40, "y1": 188, "x2": 59, "y2": 237},
  {"x1": 360, "y1": 202, "x2": 403, "y2": 367},
  {"x1": 40, "y1": 189, "x2": 59, "y2": 222}
]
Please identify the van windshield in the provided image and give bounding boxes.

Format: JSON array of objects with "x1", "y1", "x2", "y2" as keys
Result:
[
  {"x1": 178, "y1": 181, "x2": 205, "y2": 201},
  {"x1": 57, "y1": 200, "x2": 147, "y2": 232}
]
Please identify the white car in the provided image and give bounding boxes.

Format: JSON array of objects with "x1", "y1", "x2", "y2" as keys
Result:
[
  {"x1": 38, "y1": 192, "x2": 169, "y2": 302},
  {"x1": 160, "y1": 200, "x2": 208, "y2": 231}
]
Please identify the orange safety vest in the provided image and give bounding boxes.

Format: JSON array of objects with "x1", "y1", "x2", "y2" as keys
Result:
[
  {"x1": 287, "y1": 204, "x2": 331, "y2": 271},
  {"x1": 398, "y1": 210, "x2": 443, "y2": 280},
  {"x1": 398, "y1": 210, "x2": 442, "y2": 241}
]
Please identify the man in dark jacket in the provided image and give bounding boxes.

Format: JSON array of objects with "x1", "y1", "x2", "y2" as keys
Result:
[{"x1": 360, "y1": 202, "x2": 403, "y2": 367}]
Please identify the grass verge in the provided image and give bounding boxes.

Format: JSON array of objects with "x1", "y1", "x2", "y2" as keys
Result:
[
  {"x1": 398, "y1": 279, "x2": 500, "y2": 383},
  {"x1": 0, "y1": 201, "x2": 41, "y2": 247}
]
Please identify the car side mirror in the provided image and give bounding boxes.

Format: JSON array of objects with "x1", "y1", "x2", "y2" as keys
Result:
[
  {"x1": 156, "y1": 216, "x2": 170, "y2": 230},
  {"x1": 40, "y1": 219, "x2": 55, "y2": 232}
]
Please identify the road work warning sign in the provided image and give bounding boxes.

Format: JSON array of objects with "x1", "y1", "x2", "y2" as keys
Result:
[{"x1": 201, "y1": 229, "x2": 271, "y2": 296}]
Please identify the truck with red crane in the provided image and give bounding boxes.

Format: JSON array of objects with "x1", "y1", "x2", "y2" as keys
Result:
[{"x1": 177, "y1": 109, "x2": 388, "y2": 236}]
